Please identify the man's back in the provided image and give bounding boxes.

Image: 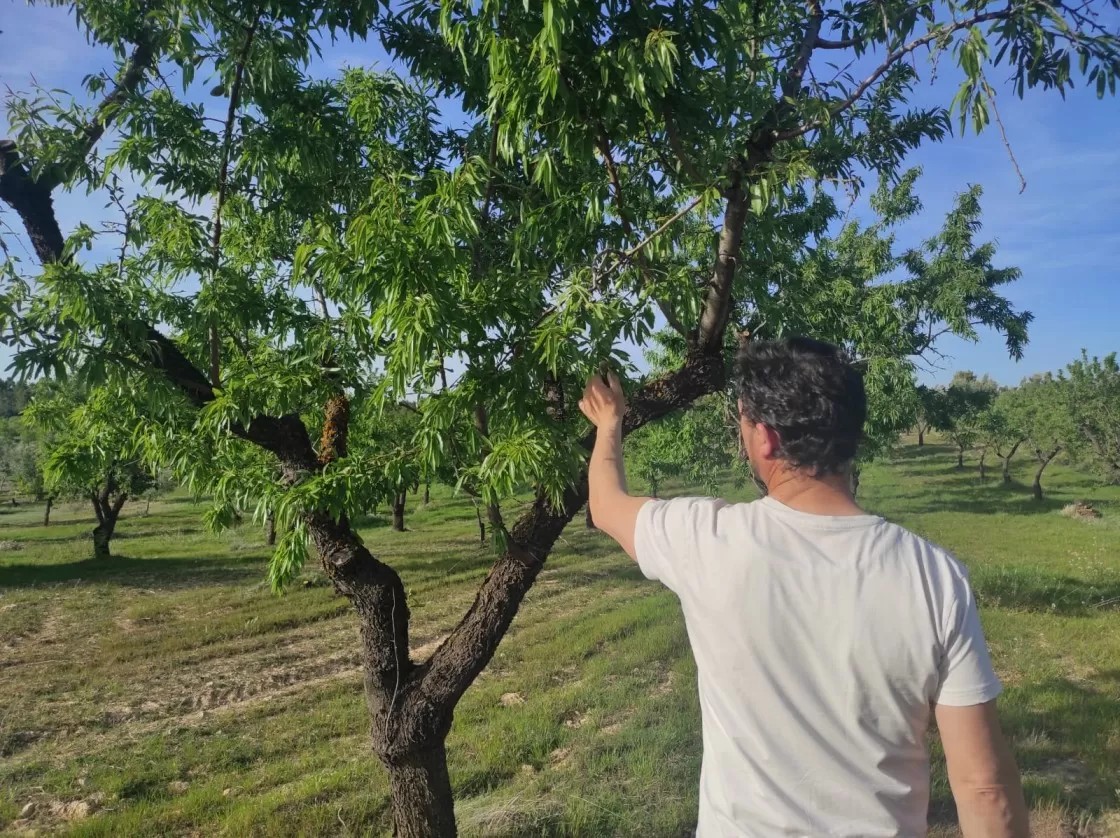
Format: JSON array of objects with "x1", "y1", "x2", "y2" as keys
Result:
[{"x1": 634, "y1": 495, "x2": 1003, "y2": 837}]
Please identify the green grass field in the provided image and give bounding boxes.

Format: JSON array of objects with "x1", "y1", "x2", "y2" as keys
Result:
[{"x1": 2, "y1": 440, "x2": 1118, "y2": 836}]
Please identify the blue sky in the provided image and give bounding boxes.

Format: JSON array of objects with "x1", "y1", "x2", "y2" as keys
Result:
[{"x1": 1, "y1": 2, "x2": 1117, "y2": 387}]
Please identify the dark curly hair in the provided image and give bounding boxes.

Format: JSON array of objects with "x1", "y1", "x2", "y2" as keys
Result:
[{"x1": 734, "y1": 337, "x2": 866, "y2": 476}]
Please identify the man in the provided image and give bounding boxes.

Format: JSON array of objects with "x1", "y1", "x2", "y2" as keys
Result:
[{"x1": 578, "y1": 337, "x2": 1028, "y2": 837}]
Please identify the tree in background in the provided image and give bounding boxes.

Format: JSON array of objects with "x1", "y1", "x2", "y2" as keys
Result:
[
  {"x1": 1003, "y1": 375, "x2": 1073, "y2": 501},
  {"x1": 3, "y1": 0, "x2": 1117, "y2": 833},
  {"x1": 626, "y1": 392, "x2": 744, "y2": 499},
  {"x1": 1062, "y1": 351, "x2": 1120, "y2": 484},
  {"x1": 939, "y1": 371, "x2": 998, "y2": 468},
  {"x1": 24, "y1": 385, "x2": 155, "y2": 556},
  {"x1": 0, "y1": 378, "x2": 33, "y2": 418},
  {"x1": 978, "y1": 393, "x2": 1027, "y2": 484},
  {"x1": 913, "y1": 385, "x2": 941, "y2": 447}
]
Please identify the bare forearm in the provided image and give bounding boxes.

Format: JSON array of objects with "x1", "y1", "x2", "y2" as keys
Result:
[
  {"x1": 589, "y1": 422, "x2": 627, "y2": 515},
  {"x1": 953, "y1": 779, "x2": 1029, "y2": 837}
]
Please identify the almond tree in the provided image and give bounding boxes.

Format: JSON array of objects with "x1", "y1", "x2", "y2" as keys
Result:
[{"x1": 2, "y1": 1, "x2": 1118, "y2": 834}]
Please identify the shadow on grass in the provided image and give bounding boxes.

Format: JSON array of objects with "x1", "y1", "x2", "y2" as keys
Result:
[
  {"x1": 930, "y1": 672, "x2": 1120, "y2": 825},
  {"x1": 0, "y1": 552, "x2": 265, "y2": 589},
  {"x1": 970, "y1": 569, "x2": 1120, "y2": 615}
]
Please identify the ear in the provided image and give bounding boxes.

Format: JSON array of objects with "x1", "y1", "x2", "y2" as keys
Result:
[{"x1": 756, "y1": 423, "x2": 781, "y2": 461}]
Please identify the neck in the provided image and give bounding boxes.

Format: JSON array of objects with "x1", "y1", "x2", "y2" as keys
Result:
[{"x1": 764, "y1": 467, "x2": 864, "y2": 516}]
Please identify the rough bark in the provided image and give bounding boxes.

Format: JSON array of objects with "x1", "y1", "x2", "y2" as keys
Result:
[{"x1": 386, "y1": 744, "x2": 457, "y2": 838}]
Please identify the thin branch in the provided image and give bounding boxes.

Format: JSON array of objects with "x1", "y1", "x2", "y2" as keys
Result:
[
  {"x1": 209, "y1": 12, "x2": 262, "y2": 387},
  {"x1": 776, "y1": 6, "x2": 1014, "y2": 141},
  {"x1": 47, "y1": 38, "x2": 156, "y2": 190},
  {"x1": 982, "y1": 76, "x2": 1027, "y2": 193}
]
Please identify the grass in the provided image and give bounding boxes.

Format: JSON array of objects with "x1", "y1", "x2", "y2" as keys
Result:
[{"x1": 1, "y1": 439, "x2": 1119, "y2": 836}]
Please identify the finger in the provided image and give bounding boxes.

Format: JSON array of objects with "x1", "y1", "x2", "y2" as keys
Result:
[{"x1": 607, "y1": 371, "x2": 622, "y2": 392}]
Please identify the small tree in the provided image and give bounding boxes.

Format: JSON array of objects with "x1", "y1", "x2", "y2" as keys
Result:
[
  {"x1": 26, "y1": 385, "x2": 154, "y2": 557},
  {"x1": 913, "y1": 385, "x2": 941, "y2": 447},
  {"x1": 1062, "y1": 351, "x2": 1120, "y2": 483},
  {"x1": 938, "y1": 372, "x2": 997, "y2": 468},
  {"x1": 1003, "y1": 375, "x2": 1072, "y2": 501},
  {"x1": 978, "y1": 394, "x2": 1026, "y2": 484}
]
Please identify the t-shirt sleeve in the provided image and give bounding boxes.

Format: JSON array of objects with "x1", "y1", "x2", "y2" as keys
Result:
[
  {"x1": 633, "y1": 496, "x2": 727, "y2": 596},
  {"x1": 935, "y1": 567, "x2": 1003, "y2": 707}
]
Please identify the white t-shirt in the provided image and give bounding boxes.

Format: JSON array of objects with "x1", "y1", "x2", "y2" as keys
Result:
[{"x1": 634, "y1": 495, "x2": 1002, "y2": 838}]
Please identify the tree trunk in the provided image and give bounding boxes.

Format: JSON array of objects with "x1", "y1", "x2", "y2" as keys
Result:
[
  {"x1": 979, "y1": 450, "x2": 987, "y2": 480},
  {"x1": 1033, "y1": 448, "x2": 1060, "y2": 502},
  {"x1": 265, "y1": 510, "x2": 277, "y2": 546},
  {"x1": 91, "y1": 491, "x2": 127, "y2": 559},
  {"x1": 42, "y1": 496, "x2": 52, "y2": 527},
  {"x1": 145, "y1": 497, "x2": 151, "y2": 515},
  {"x1": 585, "y1": 503, "x2": 595, "y2": 529},
  {"x1": 385, "y1": 743, "x2": 457, "y2": 838},
  {"x1": 849, "y1": 464, "x2": 861, "y2": 497},
  {"x1": 423, "y1": 482, "x2": 430, "y2": 506},
  {"x1": 917, "y1": 427, "x2": 925, "y2": 446},
  {"x1": 392, "y1": 493, "x2": 406, "y2": 532},
  {"x1": 957, "y1": 445, "x2": 965, "y2": 468},
  {"x1": 1001, "y1": 438, "x2": 1023, "y2": 485}
]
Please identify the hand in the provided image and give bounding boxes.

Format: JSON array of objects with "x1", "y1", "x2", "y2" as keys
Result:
[{"x1": 579, "y1": 371, "x2": 627, "y2": 429}]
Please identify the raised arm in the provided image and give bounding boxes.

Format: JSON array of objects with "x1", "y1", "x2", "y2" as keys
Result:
[{"x1": 579, "y1": 373, "x2": 650, "y2": 560}]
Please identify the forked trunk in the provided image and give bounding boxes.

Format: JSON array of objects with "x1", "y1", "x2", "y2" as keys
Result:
[
  {"x1": 385, "y1": 743, "x2": 457, "y2": 838},
  {"x1": 1001, "y1": 438, "x2": 1024, "y2": 485},
  {"x1": 91, "y1": 488, "x2": 127, "y2": 559}
]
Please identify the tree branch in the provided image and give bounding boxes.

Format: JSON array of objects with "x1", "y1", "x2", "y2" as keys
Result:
[
  {"x1": 51, "y1": 38, "x2": 156, "y2": 190},
  {"x1": 775, "y1": 6, "x2": 1014, "y2": 141},
  {"x1": 782, "y1": 0, "x2": 825, "y2": 101},
  {"x1": 696, "y1": 163, "x2": 748, "y2": 350},
  {"x1": 417, "y1": 346, "x2": 726, "y2": 709},
  {"x1": 209, "y1": 13, "x2": 262, "y2": 388}
]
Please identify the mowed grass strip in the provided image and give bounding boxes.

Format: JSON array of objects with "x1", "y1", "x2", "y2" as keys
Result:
[{"x1": 1, "y1": 438, "x2": 1118, "y2": 836}]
